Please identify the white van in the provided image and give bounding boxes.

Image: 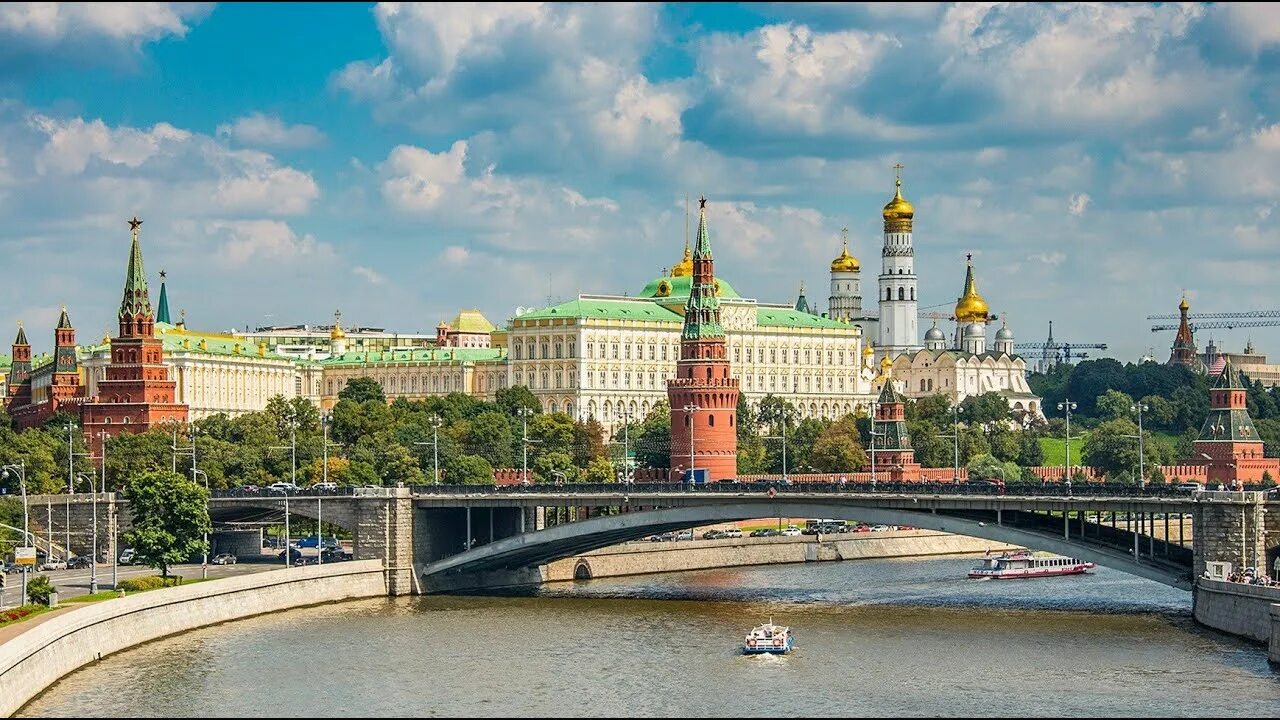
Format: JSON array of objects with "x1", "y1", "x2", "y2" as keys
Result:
[{"x1": 118, "y1": 548, "x2": 137, "y2": 565}]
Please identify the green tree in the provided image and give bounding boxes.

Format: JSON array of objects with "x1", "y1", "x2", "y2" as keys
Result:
[
  {"x1": 338, "y1": 377, "x2": 386, "y2": 404},
  {"x1": 466, "y1": 411, "x2": 515, "y2": 469},
  {"x1": 1017, "y1": 430, "x2": 1045, "y2": 466},
  {"x1": 908, "y1": 420, "x2": 951, "y2": 468},
  {"x1": 528, "y1": 413, "x2": 575, "y2": 462},
  {"x1": 103, "y1": 430, "x2": 171, "y2": 491},
  {"x1": 122, "y1": 470, "x2": 211, "y2": 579},
  {"x1": 1262, "y1": 470, "x2": 1275, "y2": 488},
  {"x1": 966, "y1": 454, "x2": 1020, "y2": 483},
  {"x1": 634, "y1": 403, "x2": 671, "y2": 470},
  {"x1": 495, "y1": 386, "x2": 540, "y2": 417},
  {"x1": 583, "y1": 456, "x2": 616, "y2": 483},
  {"x1": 1080, "y1": 418, "x2": 1161, "y2": 479},
  {"x1": 907, "y1": 394, "x2": 953, "y2": 425},
  {"x1": 572, "y1": 418, "x2": 608, "y2": 467},
  {"x1": 447, "y1": 455, "x2": 494, "y2": 485},
  {"x1": 959, "y1": 392, "x2": 1011, "y2": 429},
  {"x1": 735, "y1": 395, "x2": 766, "y2": 475},
  {"x1": 988, "y1": 428, "x2": 1020, "y2": 463},
  {"x1": 532, "y1": 451, "x2": 576, "y2": 483},
  {"x1": 810, "y1": 417, "x2": 868, "y2": 473},
  {"x1": 1096, "y1": 389, "x2": 1135, "y2": 422}
]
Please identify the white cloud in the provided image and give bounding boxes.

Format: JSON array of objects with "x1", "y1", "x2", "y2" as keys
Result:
[
  {"x1": 30, "y1": 115, "x2": 191, "y2": 175},
  {"x1": 1068, "y1": 193, "x2": 1091, "y2": 216},
  {"x1": 215, "y1": 113, "x2": 326, "y2": 149},
  {"x1": 0, "y1": 2, "x2": 208, "y2": 42},
  {"x1": 440, "y1": 246, "x2": 471, "y2": 265},
  {"x1": 1028, "y1": 252, "x2": 1066, "y2": 266},
  {"x1": 353, "y1": 266, "x2": 387, "y2": 285},
  {"x1": 1212, "y1": 4, "x2": 1280, "y2": 54},
  {"x1": 206, "y1": 220, "x2": 334, "y2": 267},
  {"x1": 211, "y1": 154, "x2": 319, "y2": 216},
  {"x1": 380, "y1": 141, "x2": 468, "y2": 210}
]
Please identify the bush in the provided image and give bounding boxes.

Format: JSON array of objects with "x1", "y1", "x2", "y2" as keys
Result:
[
  {"x1": 118, "y1": 575, "x2": 182, "y2": 592},
  {"x1": 0, "y1": 606, "x2": 40, "y2": 623},
  {"x1": 26, "y1": 574, "x2": 55, "y2": 606},
  {"x1": 1263, "y1": 471, "x2": 1276, "y2": 489}
]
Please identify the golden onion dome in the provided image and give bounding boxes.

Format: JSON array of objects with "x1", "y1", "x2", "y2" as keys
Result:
[
  {"x1": 330, "y1": 323, "x2": 345, "y2": 341},
  {"x1": 863, "y1": 342, "x2": 875, "y2": 357},
  {"x1": 954, "y1": 256, "x2": 990, "y2": 324},
  {"x1": 882, "y1": 173, "x2": 914, "y2": 233},
  {"x1": 671, "y1": 242, "x2": 693, "y2": 278},
  {"x1": 1179, "y1": 296, "x2": 1190, "y2": 312},
  {"x1": 830, "y1": 230, "x2": 860, "y2": 273}
]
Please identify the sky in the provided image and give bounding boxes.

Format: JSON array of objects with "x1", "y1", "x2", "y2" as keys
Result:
[{"x1": 2, "y1": 2, "x2": 1279, "y2": 363}]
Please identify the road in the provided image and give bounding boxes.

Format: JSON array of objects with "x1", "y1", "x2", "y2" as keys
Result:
[{"x1": 0, "y1": 556, "x2": 284, "y2": 609}]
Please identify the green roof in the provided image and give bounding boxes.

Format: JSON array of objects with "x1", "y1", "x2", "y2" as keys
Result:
[
  {"x1": 515, "y1": 298, "x2": 683, "y2": 324},
  {"x1": 755, "y1": 307, "x2": 850, "y2": 330},
  {"x1": 636, "y1": 274, "x2": 742, "y2": 300},
  {"x1": 151, "y1": 323, "x2": 296, "y2": 361},
  {"x1": 0, "y1": 354, "x2": 9, "y2": 370},
  {"x1": 322, "y1": 347, "x2": 507, "y2": 367},
  {"x1": 30, "y1": 353, "x2": 54, "y2": 370}
]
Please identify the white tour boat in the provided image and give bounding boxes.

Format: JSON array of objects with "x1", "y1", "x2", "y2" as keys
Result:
[
  {"x1": 743, "y1": 618, "x2": 794, "y2": 655},
  {"x1": 968, "y1": 550, "x2": 1095, "y2": 580}
]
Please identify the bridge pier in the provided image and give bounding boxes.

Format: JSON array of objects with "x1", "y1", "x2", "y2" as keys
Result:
[
  {"x1": 352, "y1": 488, "x2": 416, "y2": 595},
  {"x1": 1193, "y1": 495, "x2": 1273, "y2": 577}
]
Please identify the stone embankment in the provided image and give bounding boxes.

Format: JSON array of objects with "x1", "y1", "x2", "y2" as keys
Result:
[
  {"x1": 543, "y1": 530, "x2": 1021, "y2": 581},
  {"x1": 0, "y1": 560, "x2": 388, "y2": 717}
]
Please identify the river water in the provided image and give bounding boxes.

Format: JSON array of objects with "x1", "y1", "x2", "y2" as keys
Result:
[{"x1": 21, "y1": 557, "x2": 1280, "y2": 717}]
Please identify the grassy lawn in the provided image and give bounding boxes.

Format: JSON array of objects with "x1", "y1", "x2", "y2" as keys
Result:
[
  {"x1": 1039, "y1": 435, "x2": 1088, "y2": 467},
  {"x1": 64, "y1": 590, "x2": 124, "y2": 604}
]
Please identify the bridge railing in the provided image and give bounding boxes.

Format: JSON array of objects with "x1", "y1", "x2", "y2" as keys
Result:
[
  {"x1": 211, "y1": 486, "x2": 358, "y2": 500},
  {"x1": 406, "y1": 481, "x2": 1202, "y2": 499}
]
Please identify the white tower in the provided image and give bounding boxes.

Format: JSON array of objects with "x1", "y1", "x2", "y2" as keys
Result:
[
  {"x1": 330, "y1": 309, "x2": 348, "y2": 356},
  {"x1": 828, "y1": 227, "x2": 862, "y2": 321},
  {"x1": 877, "y1": 164, "x2": 920, "y2": 358}
]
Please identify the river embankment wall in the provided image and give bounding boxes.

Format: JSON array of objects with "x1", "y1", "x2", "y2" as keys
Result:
[
  {"x1": 542, "y1": 530, "x2": 1022, "y2": 581},
  {"x1": 0, "y1": 560, "x2": 387, "y2": 717}
]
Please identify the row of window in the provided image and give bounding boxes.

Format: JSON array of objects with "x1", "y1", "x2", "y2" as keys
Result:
[
  {"x1": 513, "y1": 337, "x2": 863, "y2": 364},
  {"x1": 883, "y1": 287, "x2": 916, "y2": 301},
  {"x1": 513, "y1": 340, "x2": 578, "y2": 360}
]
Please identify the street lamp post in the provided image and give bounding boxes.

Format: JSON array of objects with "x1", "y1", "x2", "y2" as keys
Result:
[
  {"x1": 1057, "y1": 400, "x2": 1078, "y2": 482},
  {"x1": 681, "y1": 404, "x2": 700, "y2": 486},
  {"x1": 868, "y1": 401, "x2": 884, "y2": 488},
  {"x1": 615, "y1": 409, "x2": 634, "y2": 483},
  {"x1": 268, "y1": 418, "x2": 298, "y2": 568},
  {"x1": 517, "y1": 407, "x2": 535, "y2": 485},
  {"x1": 75, "y1": 472, "x2": 97, "y2": 594},
  {"x1": 429, "y1": 414, "x2": 442, "y2": 485},
  {"x1": 100, "y1": 431, "x2": 116, "y2": 590},
  {"x1": 2, "y1": 462, "x2": 30, "y2": 606},
  {"x1": 764, "y1": 420, "x2": 789, "y2": 485},
  {"x1": 1132, "y1": 403, "x2": 1149, "y2": 487},
  {"x1": 64, "y1": 422, "x2": 74, "y2": 564},
  {"x1": 950, "y1": 404, "x2": 965, "y2": 483}
]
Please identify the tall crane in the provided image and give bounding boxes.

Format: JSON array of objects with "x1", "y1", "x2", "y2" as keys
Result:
[
  {"x1": 1012, "y1": 321, "x2": 1108, "y2": 373},
  {"x1": 1148, "y1": 308, "x2": 1280, "y2": 333}
]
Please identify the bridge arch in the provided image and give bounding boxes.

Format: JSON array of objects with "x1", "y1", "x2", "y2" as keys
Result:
[{"x1": 420, "y1": 502, "x2": 1191, "y2": 591}]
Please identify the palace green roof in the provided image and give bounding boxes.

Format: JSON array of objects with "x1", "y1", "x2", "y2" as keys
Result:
[
  {"x1": 515, "y1": 298, "x2": 683, "y2": 324},
  {"x1": 637, "y1": 274, "x2": 742, "y2": 300},
  {"x1": 755, "y1": 307, "x2": 850, "y2": 330},
  {"x1": 322, "y1": 347, "x2": 507, "y2": 367}
]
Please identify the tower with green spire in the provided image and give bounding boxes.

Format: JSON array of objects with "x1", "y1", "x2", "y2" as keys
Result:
[
  {"x1": 118, "y1": 216, "x2": 155, "y2": 338},
  {"x1": 8, "y1": 322, "x2": 30, "y2": 400},
  {"x1": 667, "y1": 197, "x2": 739, "y2": 481},
  {"x1": 794, "y1": 282, "x2": 810, "y2": 315},
  {"x1": 156, "y1": 269, "x2": 171, "y2": 325},
  {"x1": 870, "y1": 359, "x2": 920, "y2": 479}
]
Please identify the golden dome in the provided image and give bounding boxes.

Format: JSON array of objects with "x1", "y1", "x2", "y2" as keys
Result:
[
  {"x1": 830, "y1": 228, "x2": 860, "y2": 272},
  {"x1": 882, "y1": 165, "x2": 914, "y2": 234},
  {"x1": 330, "y1": 309, "x2": 346, "y2": 340},
  {"x1": 863, "y1": 342, "x2": 875, "y2": 357},
  {"x1": 671, "y1": 241, "x2": 693, "y2": 277},
  {"x1": 954, "y1": 256, "x2": 990, "y2": 324},
  {"x1": 1179, "y1": 295, "x2": 1190, "y2": 312}
]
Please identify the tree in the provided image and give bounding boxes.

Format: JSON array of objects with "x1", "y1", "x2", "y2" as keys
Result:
[
  {"x1": 810, "y1": 417, "x2": 867, "y2": 473},
  {"x1": 908, "y1": 420, "x2": 951, "y2": 468},
  {"x1": 634, "y1": 403, "x2": 671, "y2": 470},
  {"x1": 583, "y1": 456, "x2": 616, "y2": 483},
  {"x1": 1261, "y1": 470, "x2": 1275, "y2": 488},
  {"x1": 966, "y1": 454, "x2": 1019, "y2": 484},
  {"x1": 1080, "y1": 418, "x2": 1160, "y2": 479},
  {"x1": 26, "y1": 574, "x2": 55, "y2": 606},
  {"x1": 532, "y1": 451, "x2": 576, "y2": 483},
  {"x1": 495, "y1": 386, "x2": 539, "y2": 417},
  {"x1": 338, "y1": 377, "x2": 385, "y2": 404},
  {"x1": 1018, "y1": 430, "x2": 1045, "y2": 466},
  {"x1": 988, "y1": 428, "x2": 1020, "y2": 463},
  {"x1": 466, "y1": 412, "x2": 515, "y2": 469},
  {"x1": 122, "y1": 470, "x2": 210, "y2": 579},
  {"x1": 447, "y1": 455, "x2": 494, "y2": 485},
  {"x1": 102, "y1": 430, "x2": 170, "y2": 491},
  {"x1": 959, "y1": 392, "x2": 1011, "y2": 429},
  {"x1": 572, "y1": 418, "x2": 608, "y2": 467},
  {"x1": 735, "y1": 395, "x2": 766, "y2": 475},
  {"x1": 1096, "y1": 390, "x2": 1135, "y2": 422},
  {"x1": 907, "y1": 394, "x2": 953, "y2": 425}
]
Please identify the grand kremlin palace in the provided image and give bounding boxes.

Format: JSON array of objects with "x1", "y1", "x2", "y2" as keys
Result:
[{"x1": 7, "y1": 173, "x2": 1039, "y2": 431}]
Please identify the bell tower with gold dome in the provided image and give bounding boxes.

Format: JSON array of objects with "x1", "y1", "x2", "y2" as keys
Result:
[
  {"x1": 828, "y1": 227, "x2": 866, "y2": 323},
  {"x1": 953, "y1": 254, "x2": 991, "y2": 354},
  {"x1": 876, "y1": 164, "x2": 920, "y2": 358}
]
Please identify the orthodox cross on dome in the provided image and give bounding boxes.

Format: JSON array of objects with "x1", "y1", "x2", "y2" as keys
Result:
[
  {"x1": 841, "y1": 226, "x2": 849, "y2": 249},
  {"x1": 893, "y1": 163, "x2": 904, "y2": 183}
]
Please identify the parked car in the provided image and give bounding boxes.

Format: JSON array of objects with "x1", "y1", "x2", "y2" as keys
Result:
[
  {"x1": 749, "y1": 529, "x2": 771, "y2": 538},
  {"x1": 268, "y1": 482, "x2": 300, "y2": 493},
  {"x1": 870, "y1": 524, "x2": 891, "y2": 532},
  {"x1": 2, "y1": 561, "x2": 22, "y2": 574},
  {"x1": 118, "y1": 548, "x2": 137, "y2": 565},
  {"x1": 240, "y1": 484, "x2": 260, "y2": 493},
  {"x1": 294, "y1": 556, "x2": 318, "y2": 566},
  {"x1": 1176, "y1": 482, "x2": 1204, "y2": 492},
  {"x1": 854, "y1": 523, "x2": 872, "y2": 532},
  {"x1": 278, "y1": 547, "x2": 302, "y2": 562},
  {"x1": 39, "y1": 559, "x2": 67, "y2": 571},
  {"x1": 781, "y1": 526, "x2": 802, "y2": 537},
  {"x1": 722, "y1": 528, "x2": 743, "y2": 539},
  {"x1": 702, "y1": 529, "x2": 725, "y2": 540},
  {"x1": 674, "y1": 530, "x2": 694, "y2": 541},
  {"x1": 67, "y1": 556, "x2": 91, "y2": 569},
  {"x1": 211, "y1": 553, "x2": 237, "y2": 565},
  {"x1": 312, "y1": 482, "x2": 338, "y2": 491}
]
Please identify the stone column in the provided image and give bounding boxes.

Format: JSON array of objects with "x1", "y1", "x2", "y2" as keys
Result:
[{"x1": 353, "y1": 488, "x2": 416, "y2": 595}]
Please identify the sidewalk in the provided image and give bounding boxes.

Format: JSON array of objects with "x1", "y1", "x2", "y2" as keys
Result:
[{"x1": 0, "y1": 605, "x2": 82, "y2": 647}]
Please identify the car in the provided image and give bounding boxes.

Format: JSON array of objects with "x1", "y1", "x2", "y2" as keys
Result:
[
  {"x1": 702, "y1": 530, "x2": 725, "y2": 540},
  {"x1": 294, "y1": 556, "x2": 317, "y2": 566},
  {"x1": 211, "y1": 553, "x2": 237, "y2": 565},
  {"x1": 2, "y1": 562, "x2": 22, "y2": 574},
  {"x1": 268, "y1": 482, "x2": 300, "y2": 493},
  {"x1": 312, "y1": 482, "x2": 338, "y2": 491},
  {"x1": 239, "y1": 484, "x2": 260, "y2": 493},
  {"x1": 749, "y1": 529, "x2": 771, "y2": 538},
  {"x1": 781, "y1": 526, "x2": 802, "y2": 537},
  {"x1": 278, "y1": 547, "x2": 302, "y2": 562},
  {"x1": 674, "y1": 530, "x2": 694, "y2": 541},
  {"x1": 39, "y1": 560, "x2": 67, "y2": 571},
  {"x1": 118, "y1": 549, "x2": 137, "y2": 565},
  {"x1": 1176, "y1": 482, "x2": 1204, "y2": 492},
  {"x1": 722, "y1": 528, "x2": 743, "y2": 539},
  {"x1": 67, "y1": 556, "x2": 91, "y2": 570},
  {"x1": 870, "y1": 524, "x2": 891, "y2": 532}
]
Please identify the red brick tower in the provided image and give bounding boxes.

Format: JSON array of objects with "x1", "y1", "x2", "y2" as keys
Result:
[
  {"x1": 81, "y1": 217, "x2": 188, "y2": 455},
  {"x1": 50, "y1": 307, "x2": 84, "y2": 412},
  {"x1": 667, "y1": 198, "x2": 739, "y2": 481},
  {"x1": 1168, "y1": 295, "x2": 1200, "y2": 368},
  {"x1": 870, "y1": 358, "x2": 921, "y2": 480},
  {"x1": 7, "y1": 323, "x2": 31, "y2": 406},
  {"x1": 1191, "y1": 360, "x2": 1280, "y2": 485}
]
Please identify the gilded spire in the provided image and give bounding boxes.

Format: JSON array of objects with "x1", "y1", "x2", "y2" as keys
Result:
[
  {"x1": 156, "y1": 269, "x2": 171, "y2": 324},
  {"x1": 14, "y1": 321, "x2": 28, "y2": 346},
  {"x1": 118, "y1": 216, "x2": 154, "y2": 322},
  {"x1": 882, "y1": 163, "x2": 914, "y2": 233},
  {"x1": 57, "y1": 306, "x2": 72, "y2": 330},
  {"x1": 954, "y1": 253, "x2": 989, "y2": 324}
]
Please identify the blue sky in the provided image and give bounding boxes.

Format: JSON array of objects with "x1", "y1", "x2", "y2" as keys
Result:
[{"x1": 2, "y1": 2, "x2": 1279, "y2": 363}]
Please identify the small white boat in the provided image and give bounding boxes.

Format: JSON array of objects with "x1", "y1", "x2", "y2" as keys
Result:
[
  {"x1": 968, "y1": 550, "x2": 1095, "y2": 579},
  {"x1": 743, "y1": 618, "x2": 793, "y2": 655}
]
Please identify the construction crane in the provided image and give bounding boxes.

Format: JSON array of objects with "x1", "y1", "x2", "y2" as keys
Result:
[
  {"x1": 1147, "y1": 308, "x2": 1280, "y2": 333},
  {"x1": 1012, "y1": 321, "x2": 1108, "y2": 373}
]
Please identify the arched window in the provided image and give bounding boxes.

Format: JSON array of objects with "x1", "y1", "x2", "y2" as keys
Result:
[
  {"x1": 885, "y1": 288, "x2": 892, "y2": 301},
  {"x1": 685, "y1": 415, "x2": 690, "y2": 427},
  {"x1": 709, "y1": 414, "x2": 715, "y2": 427},
  {"x1": 898, "y1": 287, "x2": 905, "y2": 300},
  {"x1": 706, "y1": 367, "x2": 712, "y2": 380},
  {"x1": 729, "y1": 414, "x2": 734, "y2": 427}
]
